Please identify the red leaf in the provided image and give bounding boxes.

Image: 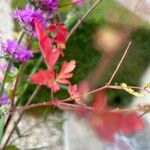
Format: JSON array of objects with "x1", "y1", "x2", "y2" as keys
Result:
[
  {"x1": 92, "y1": 90, "x2": 108, "y2": 110},
  {"x1": 89, "y1": 111, "x2": 144, "y2": 142},
  {"x1": 45, "y1": 46, "x2": 60, "y2": 69},
  {"x1": 48, "y1": 24, "x2": 57, "y2": 31},
  {"x1": 30, "y1": 69, "x2": 60, "y2": 92},
  {"x1": 68, "y1": 84, "x2": 81, "y2": 104},
  {"x1": 48, "y1": 20, "x2": 69, "y2": 38},
  {"x1": 56, "y1": 90, "x2": 144, "y2": 141},
  {"x1": 54, "y1": 32, "x2": 65, "y2": 44},
  {"x1": 88, "y1": 91, "x2": 144, "y2": 141},
  {"x1": 56, "y1": 60, "x2": 76, "y2": 84},
  {"x1": 31, "y1": 70, "x2": 50, "y2": 86},
  {"x1": 34, "y1": 17, "x2": 60, "y2": 69}
]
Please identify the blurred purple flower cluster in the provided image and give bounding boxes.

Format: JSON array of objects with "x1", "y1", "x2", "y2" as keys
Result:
[
  {"x1": 3, "y1": 39, "x2": 33, "y2": 63},
  {"x1": 12, "y1": 4, "x2": 43, "y2": 34},
  {"x1": 0, "y1": 93, "x2": 11, "y2": 105},
  {"x1": 12, "y1": 1, "x2": 59, "y2": 34},
  {"x1": 38, "y1": 0, "x2": 58, "y2": 11}
]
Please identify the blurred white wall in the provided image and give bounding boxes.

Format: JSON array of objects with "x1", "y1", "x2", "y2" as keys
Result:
[{"x1": 117, "y1": 0, "x2": 150, "y2": 22}]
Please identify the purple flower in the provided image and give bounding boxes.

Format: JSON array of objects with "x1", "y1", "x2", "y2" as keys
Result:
[
  {"x1": 2, "y1": 39, "x2": 18, "y2": 54},
  {"x1": 3, "y1": 39, "x2": 33, "y2": 63},
  {"x1": 38, "y1": 0, "x2": 59, "y2": 11},
  {"x1": 13, "y1": 48, "x2": 33, "y2": 63},
  {"x1": 0, "y1": 93, "x2": 11, "y2": 105},
  {"x1": 12, "y1": 4, "x2": 43, "y2": 33}
]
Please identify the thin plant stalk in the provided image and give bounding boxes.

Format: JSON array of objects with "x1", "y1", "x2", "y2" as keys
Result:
[
  {"x1": 66, "y1": 0, "x2": 103, "y2": 41},
  {"x1": 1, "y1": 85, "x2": 41, "y2": 149},
  {"x1": 0, "y1": 62, "x2": 11, "y2": 95},
  {"x1": 107, "y1": 42, "x2": 132, "y2": 84},
  {"x1": 16, "y1": 55, "x2": 43, "y2": 104}
]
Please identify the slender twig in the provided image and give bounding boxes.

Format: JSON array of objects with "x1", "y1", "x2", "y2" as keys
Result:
[
  {"x1": 3, "y1": 75, "x2": 20, "y2": 134},
  {"x1": 11, "y1": 75, "x2": 20, "y2": 106},
  {"x1": 16, "y1": 56, "x2": 43, "y2": 104},
  {"x1": 0, "y1": 62, "x2": 11, "y2": 95},
  {"x1": 108, "y1": 42, "x2": 132, "y2": 84},
  {"x1": 17, "y1": 96, "x2": 150, "y2": 115},
  {"x1": 16, "y1": 83, "x2": 148, "y2": 112},
  {"x1": 66, "y1": 0, "x2": 103, "y2": 41},
  {"x1": 1, "y1": 85, "x2": 41, "y2": 149},
  {"x1": 85, "y1": 85, "x2": 107, "y2": 95},
  {"x1": 111, "y1": 107, "x2": 139, "y2": 113},
  {"x1": 27, "y1": 34, "x2": 33, "y2": 49},
  {"x1": 18, "y1": 30, "x2": 26, "y2": 44}
]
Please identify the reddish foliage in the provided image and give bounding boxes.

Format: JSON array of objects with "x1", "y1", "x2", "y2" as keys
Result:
[
  {"x1": 48, "y1": 19, "x2": 69, "y2": 56},
  {"x1": 31, "y1": 18, "x2": 75, "y2": 92},
  {"x1": 48, "y1": 19, "x2": 68, "y2": 41},
  {"x1": 88, "y1": 110, "x2": 144, "y2": 141},
  {"x1": 34, "y1": 18, "x2": 60, "y2": 70},
  {"x1": 31, "y1": 60, "x2": 76, "y2": 92},
  {"x1": 56, "y1": 60, "x2": 76, "y2": 84},
  {"x1": 68, "y1": 84, "x2": 81, "y2": 104},
  {"x1": 92, "y1": 89, "x2": 108, "y2": 110},
  {"x1": 88, "y1": 91, "x2": 144, "y2": 141},
  {"x1": 56, "y1": 90, "x2": 145, "y2": 141},
  {"x1": 30, "y1": 69, "x2": 60, "y2": 92}
]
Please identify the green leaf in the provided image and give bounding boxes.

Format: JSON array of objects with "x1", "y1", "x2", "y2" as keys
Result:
[
  {"x1": 5, "y1": 67, "x2": 19, "y2": 83},
  {"x1": 121, "y1": 83, "x2": 144, "y2": 97}
]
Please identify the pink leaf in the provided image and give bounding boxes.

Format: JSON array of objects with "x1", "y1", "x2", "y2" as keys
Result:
[{"x1": 57, "y1": 60, "x2": 76, "y2": 84}]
